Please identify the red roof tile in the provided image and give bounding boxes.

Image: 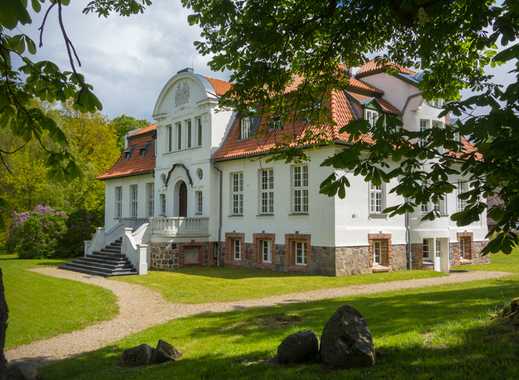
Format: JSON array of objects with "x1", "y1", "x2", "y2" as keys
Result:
[
  {"x1": 97, "y1": 125, "x2": 156, "y2": 180},
  {"x1": 204, "y1": 76, "x2": 232, "y2": 96},
  {"x1": 213, "y1": 90, "x2": 362, "y2": 161},
  {"x1": 356, "y1": 60, "x2": 416, "y2": 78}
]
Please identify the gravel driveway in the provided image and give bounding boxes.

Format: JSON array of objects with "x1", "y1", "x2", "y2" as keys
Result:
[{"x1": 6, "y1": 267, "x2": 510, "y2": 367}]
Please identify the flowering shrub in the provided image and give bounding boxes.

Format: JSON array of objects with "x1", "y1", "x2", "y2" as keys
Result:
[{"x1": 7, "y1": 205, "x2": 68, "y2": 259}]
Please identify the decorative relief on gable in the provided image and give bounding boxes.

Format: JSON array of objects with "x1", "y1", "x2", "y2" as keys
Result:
[{"x1": 175, "y1": 81, "x2": 190, "y2": 107}]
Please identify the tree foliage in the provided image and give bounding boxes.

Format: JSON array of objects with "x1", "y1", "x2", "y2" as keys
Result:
[{"x1": 183, "y1": 0, "x2": 519, "y2": 253}]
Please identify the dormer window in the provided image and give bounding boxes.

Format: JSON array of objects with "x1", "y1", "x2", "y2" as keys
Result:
[
  {"x1": 428, "y1": 99, "x2": 444, "y2": 108},
  {"x1": 139, "y1": 147, "x2": 147, "y2": 156},
  {"x1": 240, "y1": 117, "x2": 251, "y2": 140},
  {"x1": 124, "y1": 149, "x2": 132, "y2": 159},
  {"x1": 268, "y1": 116, "x2": 283, "y2": 131},
  {"x1": 364, "y1": 109, "x2": 379, "y2": 128}
]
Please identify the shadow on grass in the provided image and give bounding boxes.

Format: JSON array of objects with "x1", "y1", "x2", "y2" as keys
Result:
[{"x1": 41, "y1": 278, "x2": 519, "y2": 379}]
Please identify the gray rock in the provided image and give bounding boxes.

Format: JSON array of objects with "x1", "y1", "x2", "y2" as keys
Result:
[
  {"x1": 320, "y1": 305, "x2": 375, "y2": 369},
  {"x1": 120, "y1": 344, "x2": 155, "y2": 367},
  {"x1": 152, "y1": 340, "x2": 182, "y2": 364},
  {"x1": 6, "y1": 363, "x2": 40, "y2": 380},
  {"x1": 277, "y1": 330, "x2": 319, "y2": 364}
]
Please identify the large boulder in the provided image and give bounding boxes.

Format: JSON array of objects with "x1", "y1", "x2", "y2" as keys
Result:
[
  {"x1": 277, "y1": 330, "x2": 319, "y2": 364},
  {"x1": 6, "y1": 363, "x2": 40, "y2": 380},
  {"x1": 320, "y1": 305, "x2": 375, "y2": 369},
  {"x1": 120, "y1": 344, "x2": 155, "y2": 367},
  {"x1": 152, "y1": 340, "x2": 183, "y2": 364}
]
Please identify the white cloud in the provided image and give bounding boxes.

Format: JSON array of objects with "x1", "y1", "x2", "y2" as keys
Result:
[
  {"x1": 19, "y1": 1, "x2": 516, "y2": 121},
  {"x1": 22, "y1": 0, "x2": 226, "y2": 120}
]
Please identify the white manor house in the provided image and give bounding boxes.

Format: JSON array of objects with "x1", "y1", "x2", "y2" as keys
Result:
[{"x1": 62, "y1": 62, "x2": 489, "y2": 276}]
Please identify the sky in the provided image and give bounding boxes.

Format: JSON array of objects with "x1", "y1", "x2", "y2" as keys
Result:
[{"x1": 20, "y1": 0, "x2": 516, "y2": 121}]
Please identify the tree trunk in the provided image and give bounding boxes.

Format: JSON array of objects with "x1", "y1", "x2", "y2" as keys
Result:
[{"x1": 0, "y1": 268, "x2": 8, "y2": 379}]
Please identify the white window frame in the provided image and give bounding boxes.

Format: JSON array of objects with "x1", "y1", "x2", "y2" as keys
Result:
[
  {"x1": 419, "y1": 119, "x2": 430, "y2": 147},
  {"x1": 175, "y1": 122, "x2": 182, "y2": 150},
  {"x1": 186, "y1": 119, "x2": 192, "y2": 148},
  {"x1": 369, "y1": 182, "x2": 385, "y2": 214},
  {"x1": 159, "y1": 193, "x2": 166, "y2": 216},
  {"x1": 268, "y1": 116, "x2": 282, "y2": 130},
  {"x1": 230, "y1": 172, "x2": 244, "y2": 215},
  {"x1": 261, "y1": 240, "x2": 272, "y2": 263},
  {"x1": 259, "y1": 168, "x2": 274, "y2": 214},
  {"x1": 195, "y1": 190, "x2": 203, "y2": 215},
  {"x1": 294, "y1": 241, "x2": 307, "y2": 266},
  {"x1": 457, "y1": 180, "x2": 469, "y2": 211},
  {"x1": 196, "y1": 116, "x2": 203, "y2": 147},
  {"x1": 115, "y1": 186, "x2": 122, "y2": 219},
  {"x1": 291, "y1": 165, "x2": 309, "y2": 214},
  {"x1": 422, "y1": 238, "x2": 432, "y2": 259},
  {"x1": 167, "y1": 124, "x2": 173, "y2": 152},
  {"x1": 233, "y1": 239, "x2": 241, "y2": 260},
  {"x1": 130, "y1": 184, "x2": 138, "y2": 218},
  {"x1": 240, "y1": 117, "x2": 251, "y2": 140},
  {"x1": 364, "y1": 108, "x2": 379, "y2": 128},
  {"x1": 146, "y1": 183, "x2": 154, "y2": 217}
]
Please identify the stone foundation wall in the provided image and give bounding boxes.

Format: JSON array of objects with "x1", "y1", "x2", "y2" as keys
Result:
[
  {"x1": 150, "y1": 242, "x2": 214, "y2": 270},
  {"x1": 410, "y1": 239, "x2": 489, "y2": 269}
]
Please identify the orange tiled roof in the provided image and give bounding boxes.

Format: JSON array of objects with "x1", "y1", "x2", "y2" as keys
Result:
[
  {"x1": 97, "y1": 125, "x2": 156, "y2": 180},
  {"x1": 204, "y1": 76, "x2": 232, "y2": 96},
  {"x1": 356, "y1": 60, "x2": 416, "y2": 78},
  {"x1": 347, "y1": 91, "x2": 400, "y2": 115},
  {"x1": 213, "y1": 88, "x2": 366, "y2": 161}
]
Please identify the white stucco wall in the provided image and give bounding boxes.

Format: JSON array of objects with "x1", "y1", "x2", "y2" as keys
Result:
[
  {"x1": 103, "y1": 174, "x2": 154, "y2": 230},
  {"x1": 216, "y1": 148, "x2": 336, "y2": 246}
]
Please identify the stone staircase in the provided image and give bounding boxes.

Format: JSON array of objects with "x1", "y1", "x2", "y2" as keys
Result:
[{"x1": 60, "y1": 238, "x2": 138, "y2": 276}]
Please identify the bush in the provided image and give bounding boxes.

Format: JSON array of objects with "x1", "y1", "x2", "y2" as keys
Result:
[
  {"x1": 57, "y1": 209, "x2": 103, "y2": 258},
  {"x1": 8, "y1": 205, "x2": 68, "y2": 259}
]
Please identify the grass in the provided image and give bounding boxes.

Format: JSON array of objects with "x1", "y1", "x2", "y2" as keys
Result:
[
  {"x1": 0, "y1": 254, "x2": 118, "y2": 349},
  {"x1": 41, "y1": 266, "x2": 519, "y2": 379},
  {"x1": 454, "y1": 250, "x2": 519, "y2": 273},
  {"x1": 116, "y1": 266, "x2": 444, "y2": 304}
]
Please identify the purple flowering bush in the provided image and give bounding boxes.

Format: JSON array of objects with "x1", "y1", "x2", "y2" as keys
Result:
[{"x1": 7, "y1": 205, "x2": 68, "y2": 259}]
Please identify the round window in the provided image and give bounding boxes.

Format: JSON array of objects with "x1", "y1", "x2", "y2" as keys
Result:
[{"x1": 197, "y1": 168, "x2": 203, "y2": 180}]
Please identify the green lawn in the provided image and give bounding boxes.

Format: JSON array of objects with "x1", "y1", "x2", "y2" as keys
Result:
[
  {"x1": 1, "y1": 255, "x2": 118, "y2": 349},
  {"x1": 454, "y1": 250, "x2": 519, "y2": 273},
  {"x1": 42, "y1": 268, "x2": 519, "y2": 379},
  {"x1": 116, "y1": 266, "x2": 445, "y2": 304}
]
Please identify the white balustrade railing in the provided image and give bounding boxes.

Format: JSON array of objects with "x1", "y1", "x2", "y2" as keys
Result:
[{"x1": 150, "y1": 217, "x2": 209, "y2": 237}]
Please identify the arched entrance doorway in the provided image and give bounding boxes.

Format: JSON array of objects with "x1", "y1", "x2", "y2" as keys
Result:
[{"x1": 178, "y1": 181, "x2": 187, "y2": 217}]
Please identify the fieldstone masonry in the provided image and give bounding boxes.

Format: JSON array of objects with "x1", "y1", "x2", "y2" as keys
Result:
[{"x1": 150, "y1": 242, "x2": 213, "y2": 270}]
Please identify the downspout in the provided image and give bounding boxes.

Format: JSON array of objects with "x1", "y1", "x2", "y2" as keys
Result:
[
  {"x1": 405, "y1": 203, "x2": 412, "y2": 270},
  {"x1": 401, "y1": 93, "x2": 422, "y2": 271},
  {"x1": 214, "y1": 163, "x2": 223, "y2": 267}
]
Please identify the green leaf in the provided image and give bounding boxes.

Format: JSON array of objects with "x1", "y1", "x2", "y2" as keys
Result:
[
  {"x1": 31, "y1": 0, "x2": 41, "y2": 13},
  {"x1": 0, "y1": 0, "x2": 32, "y2": 29}
]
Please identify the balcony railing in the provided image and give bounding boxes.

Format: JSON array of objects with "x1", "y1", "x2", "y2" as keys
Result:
[{"x1": 150, "y1": 217, "x2": 209, "y2": 238}]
